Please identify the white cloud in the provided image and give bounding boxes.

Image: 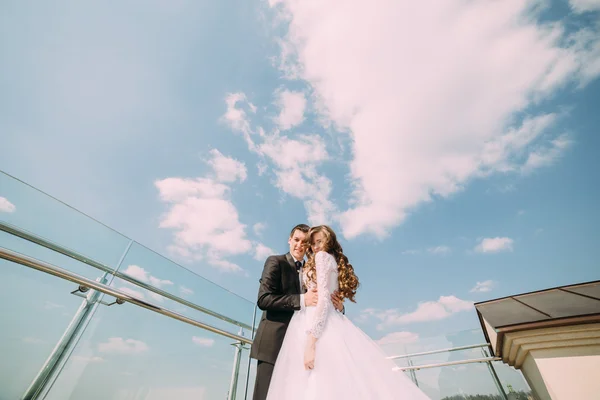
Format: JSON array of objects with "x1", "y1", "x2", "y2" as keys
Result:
[
  {"x1": 192, "y1": 336, "x2": 215, "y2": 347},
  {"x1": 205, "y1": 149, "x2": 247, "y2": 183},
  {"x1": 222, "y1": 92, "x2": 257, "y2": 151},
  {"x1": 155, "y1": 176, "x2": 251, "y2": 273},
  {"x1": 428, "y1": 246, "x2": 451, "y2": 255},
  {"x1": 155, "y1": 150, "x2": 254, "y2": 273},
  {"x1": 359, "y1": 295, "x2": 473, "y2": 330},
  {"x1": 223, "y1": 92, "x2": 253, "y2": 134},
  {"x1": 0, "y1": 197, "x2": 16, "y2": 213},
  {"x1": 121, "y1": 265, "x2": 173, "y2": 303},
  {"x1": 376, "y1": 331, "x2": 420, "y2": 346},
  {"x1": 98, "y1": 337, "x2": 149, "y2": 354},
  {"x1": 221, "y1": 93, "x2": 335, "y2": 225},
  {"x1": 475, "y1": 237, "x2": 514, "y2": 253},
  {"x1": 275, "y1": 89, "x2": 307, "y2": 130},
  {"x1": 180, "y1": 286, "x2": 194, "y2": 296},
  {"x1": 522, "y1": 134, "x2": 571, "y2": 173},
  {"x1": 470, "y1": 280, "x2": 495, "y2": 293},
  {"x1": 257, "y1": 161, "x2": 268, "y2": 176},
  {"x1": 71, "y1": 355, "x2": 105, "y2": 363},
  {"x1": 123, "y1": 265, "x2": 173, "y2": 288},
  {"x1": 569, "y1": 0, "x2": 600, "y2": 12},
  {"x1": 207, "y1": 256, "x2": 244, "y2": 273},
  {"x1": 254, "y1": 243, "x2": 275, "y2": 261},
  {"x1": 259, "y1": 134, "x2": 335, "y2": 225},
  {"x1": 118, "y1": 286, "x2": 146, "y2": 299},
  {"x1": 253, "y1": 222, "x2": 267, "y2": 236},
  {"x1": 269, "y1": 0, "x2": 600, "y2": 239}
]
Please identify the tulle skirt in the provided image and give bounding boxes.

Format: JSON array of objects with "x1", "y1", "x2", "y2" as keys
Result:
[{"x1": 267, "y1": 307, "x2": 431, "y2": 399}]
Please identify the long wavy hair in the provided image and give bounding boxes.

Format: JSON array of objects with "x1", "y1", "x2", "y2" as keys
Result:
[{"x1": 304, "y1": 225, "x2": 359, "y2": 302}]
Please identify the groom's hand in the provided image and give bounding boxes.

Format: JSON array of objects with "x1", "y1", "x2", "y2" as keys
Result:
[
  {"x1": 304, "y1": 288, "x2": 318, "y2": 307},
  {"x1": 331, "y1": 290, "x2": 344, "y2": 312}
]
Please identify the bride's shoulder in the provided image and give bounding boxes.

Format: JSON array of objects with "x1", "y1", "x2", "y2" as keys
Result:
[{"x1": 315, "y1": 251, "x2": 335, "y2": 264}]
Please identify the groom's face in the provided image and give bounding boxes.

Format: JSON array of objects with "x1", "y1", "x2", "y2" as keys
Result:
[{"x1": 288, "y1": 229, "x2": 308, "y2": 261}]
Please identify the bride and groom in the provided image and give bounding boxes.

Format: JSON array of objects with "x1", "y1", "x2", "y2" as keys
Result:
[{"x1": 250, "y1": 224, "x2": 431, "y2": 399}]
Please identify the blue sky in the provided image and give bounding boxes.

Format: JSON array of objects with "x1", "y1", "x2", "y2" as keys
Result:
[{"x1": 1, "y1": 0, "x2": 600, "y2": 398}]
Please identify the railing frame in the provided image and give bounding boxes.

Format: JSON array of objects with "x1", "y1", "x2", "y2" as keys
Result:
[
  {"x1": 1, "y1": 219, "x2": 521, "y2": 399},
  {"x1": 0, "y1": 221, "x2": 254, "y2": 331},
  {"x1": 0, "y1": 247, "x2": 252, "y2": 345}
]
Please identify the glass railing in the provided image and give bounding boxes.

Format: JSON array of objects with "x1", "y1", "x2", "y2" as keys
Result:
[
  {"x1": 380, "y1": 329, "x2": 535, "y2": 400},
  {"x1": 0, "y1": 171, "x2": 257, "y2": 400},
  {"x1": 1, "y1": 169, "x2": 534, "y2": 400}
]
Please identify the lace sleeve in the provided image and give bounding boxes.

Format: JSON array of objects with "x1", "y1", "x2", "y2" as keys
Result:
[{"x1": 307, "y1": 251, "x2": 333, "y2": 339}]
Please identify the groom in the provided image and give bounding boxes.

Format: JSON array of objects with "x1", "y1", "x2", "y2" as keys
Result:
[{"x1": 250, "y1": 224, "x2": 344, "y2": 400}]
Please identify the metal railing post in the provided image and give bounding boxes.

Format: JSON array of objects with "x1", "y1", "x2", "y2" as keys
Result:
[
  {"x1": 406, "y1": 356, "x2": 419, "y2": 387},
  {"x1": 21, "y1": 240, "x2": 133, "y2": 400},
  {"x1": 22, "y1": 274, "x2": 108, "y2": 399},
  {"x1": 227, "y1": 329, "x2": 245, "y2": 400},
  {"x1": 481, "y1": 347, "x2": 508, "y2": 400},
  {"x1": 243, "y1": 304, "x2": 258, "y2": 400}
]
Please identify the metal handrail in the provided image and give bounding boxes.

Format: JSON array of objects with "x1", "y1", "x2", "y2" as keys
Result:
[
  {"x1": 386, "y1": 343, "x2": 490, "y2": 360},
  {"x1": 0, "y1": 221, "x2": 254, "y2": 331},
  {"x1": 394, "y1": 356, "x2": 502, "y2": 371},
  {"x1": 0, "y1": 246, "x2": 252, "y2": 345}
]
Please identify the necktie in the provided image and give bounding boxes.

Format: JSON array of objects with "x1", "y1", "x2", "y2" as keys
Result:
[{"x1": 295, "y1": 261, "x2": 302, "y2": 272}]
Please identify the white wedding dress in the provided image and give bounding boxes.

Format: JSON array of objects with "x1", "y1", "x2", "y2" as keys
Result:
[{"x1": 267, "y1": 251, "x2": 431, "y2": 399}]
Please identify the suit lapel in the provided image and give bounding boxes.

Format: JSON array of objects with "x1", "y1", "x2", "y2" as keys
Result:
[{"x1": 285, "y1": 252, "x2": 301, "y2": 293}]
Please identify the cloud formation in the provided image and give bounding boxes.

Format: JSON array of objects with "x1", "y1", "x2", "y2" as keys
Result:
[
  {"x1": 359, "y1": 295, "x2": 473, "y2": 331},
  {"x1": 475, "y1": 237, "x2": 514, "y2": 253},
  {"x1": 156, "y1": 150, "x2": 272, "y2": 272},
  {"x1": 0, "y1": 197, "x2": 15, "y2": 213},
  {"x1": 470, "y1": 280, "x2": 496, "y2": 293},
  {"x1": 98, "y1": 337, "x2": 149, "y2": 354},
  {"x1": 274, "y1": 89, "x2": 307, "y2": 130},
  {"x1": 267, "y1": 0, "x2": 600, "y2": 239}
]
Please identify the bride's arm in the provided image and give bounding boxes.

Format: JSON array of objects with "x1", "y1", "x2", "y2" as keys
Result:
[{"x1": 305, "y1": 251, "x2": 332, "y2": 369}]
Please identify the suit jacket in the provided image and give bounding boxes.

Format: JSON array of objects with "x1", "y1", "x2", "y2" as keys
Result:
[{"x1": 250, "y1": 253, "x2": 303, "y2": 364}]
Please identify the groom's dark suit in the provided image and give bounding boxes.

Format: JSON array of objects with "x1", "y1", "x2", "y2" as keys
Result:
[{"x1": 250, "y1": 253, "x2": 304, "y2": 400}]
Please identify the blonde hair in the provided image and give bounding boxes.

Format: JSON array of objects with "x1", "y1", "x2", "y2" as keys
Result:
[{"x1": 304, "y1": 225, "x2": 359, "y2": 302}]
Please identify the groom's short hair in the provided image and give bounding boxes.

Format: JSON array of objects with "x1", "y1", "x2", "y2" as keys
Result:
[{"x1": 289, "y1": 224, "x2": 309, "y2": 237}]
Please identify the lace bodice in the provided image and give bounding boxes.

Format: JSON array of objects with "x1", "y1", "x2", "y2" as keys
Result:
[{"x1": 305, "y1": 251, "x2": 338, "y2": 338}]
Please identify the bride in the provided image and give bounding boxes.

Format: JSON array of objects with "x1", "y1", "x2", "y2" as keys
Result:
[{"x1": 266, "y1": 225, "x2": 431, "y2": 399}]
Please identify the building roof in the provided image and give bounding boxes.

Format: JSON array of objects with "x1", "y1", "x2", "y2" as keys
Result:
[{"x1": 474, "y1": 280, "x2": 600, "y2": 357}]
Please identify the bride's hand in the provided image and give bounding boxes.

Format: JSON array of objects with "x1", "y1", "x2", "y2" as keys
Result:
[{"x1": 304, "y1": 340, "x2": 316, "y2": 370}]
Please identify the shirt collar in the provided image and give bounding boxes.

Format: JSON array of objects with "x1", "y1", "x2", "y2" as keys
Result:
[{"x1": 291, "y1": 254, "x2": 304, "y2": 265}]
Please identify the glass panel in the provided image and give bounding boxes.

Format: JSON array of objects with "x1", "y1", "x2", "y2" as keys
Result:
[
  {"x1": 492, "y1": 361, "x2": 535, "y2": 399},
  {"x1": 111, "y1": 242, "x2": 256, "y2": 334},
  {"x1": 380, "y1": 329, "x2": 534, "y2": 399},
  {"x1": 0, "y1": 259, "x2": 89, "y2": 400},
  {"x1": 0, "y1": 171, "x2": 130, "y2": 275},
  {"x1": 379, "y1": 328, "x2": 487, "y2": 361},
  {"x1": 412, "y1": 362, "x2": 505, "y2": 400},
  {"x1": 235, "y1": 347, "x2": 256, "y2": 400},
  {"x1": 516, "y1": 290, "x2": 600, "y2": 318},
  {"x1": 0, "y1": 229, "x2": 118, "y2": 281},
  {"x1": 44, "y1": 299, "x2": 243, "y2": 400}
]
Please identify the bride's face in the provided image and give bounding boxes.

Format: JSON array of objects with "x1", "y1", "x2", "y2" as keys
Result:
[{"x1": 311, "y1": 231, "x2": 326, "y2": 253}]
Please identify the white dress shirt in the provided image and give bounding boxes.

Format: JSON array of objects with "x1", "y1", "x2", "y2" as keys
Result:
[{"x1": 292, "y1": 255, "x2": 306, "y2": 310}]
